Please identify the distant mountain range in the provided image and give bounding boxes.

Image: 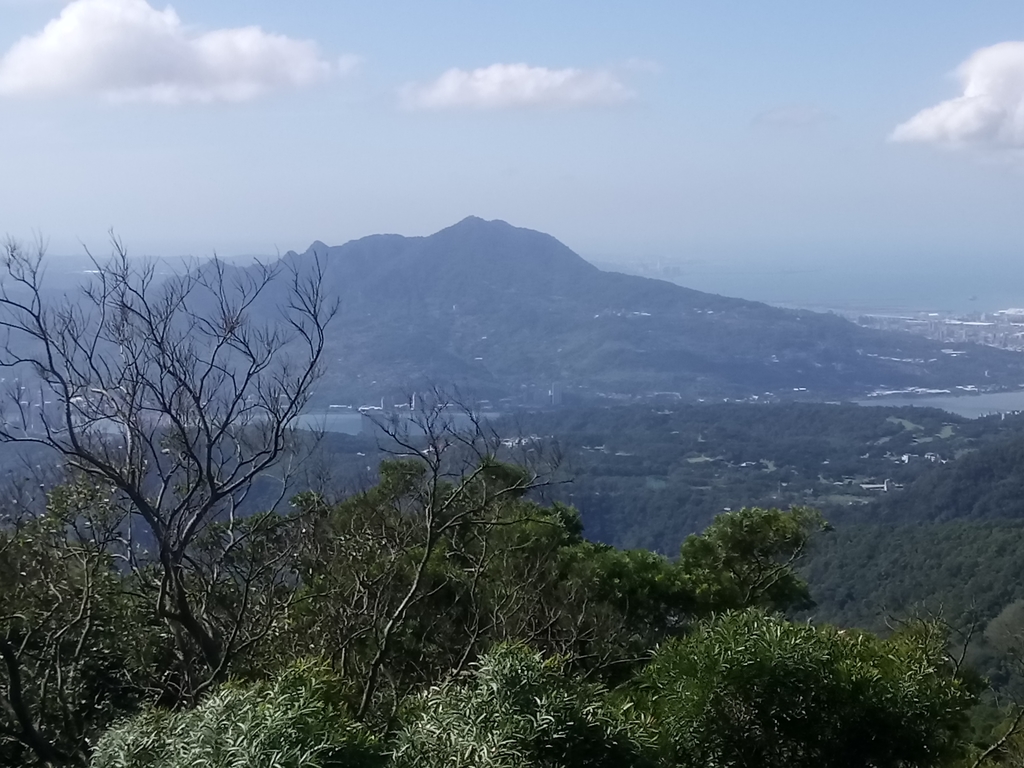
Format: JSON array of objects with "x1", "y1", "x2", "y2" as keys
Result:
[{"x1": 261, "y1": 217, "x2": 1024, "y2": 406}]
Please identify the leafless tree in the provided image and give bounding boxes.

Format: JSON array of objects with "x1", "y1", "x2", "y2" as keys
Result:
[
  {"x1": 296, "y1": 392, "x2": 565, "y2": 721},
  {"x1": 0, "y1": 235, "x2": 337, "y2": 705}
]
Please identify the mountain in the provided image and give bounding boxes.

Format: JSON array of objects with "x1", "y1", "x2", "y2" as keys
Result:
[{"x1": 264, "y1": 217, "x2": 1024, "y2": 405}]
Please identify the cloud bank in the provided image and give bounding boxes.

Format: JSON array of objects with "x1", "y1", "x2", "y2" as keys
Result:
[
  {"x1": 0, "y1": 0, "x2": 347, "y2": 104},
  {"x1": 892, "y1": 41, "x2": 1024, "y2": 149},
  {"x1": 401, "y1": 63, "x2": 633, "y2": 110}
]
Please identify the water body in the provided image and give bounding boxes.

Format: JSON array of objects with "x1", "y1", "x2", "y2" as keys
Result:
[
  {"x1": 297, "y1": 398, "x2": 1024, "y2": 430},
  {"x1": 293, "y1": 412, "x2": 364, "y2": 435},
  {"x1": 293, "y1": 411, "x2": 501, "y2": 435},
  {"x1": 595, "y1": 257, "x2": 1024, "y2": 316},
  {"x1": 855, "y1": 390, "x2": 1024, "y2": 418},
  {"x1": 676, "y1": 267, "x2": 1024, "y2": 316}
]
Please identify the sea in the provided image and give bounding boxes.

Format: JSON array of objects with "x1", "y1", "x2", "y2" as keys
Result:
[{"x1": 597, "y1": 256, "x2": 1024, "y2": 317}]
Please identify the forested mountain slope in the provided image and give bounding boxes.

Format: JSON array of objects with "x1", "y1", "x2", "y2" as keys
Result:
[
  {"x1": 867, "y1": 433, "x2": 1024, "y2": 522},
  {"x1": 804, "y1": 521, "x2": 1024, "y2": 629},
  {"x1": 802, "y1": 520, "x2": 1024, "y2": 696},
  {"x1": 499, "y1": 403, "x2": 1024, "y2": 550},
  {"x1": 258, "y1": 217, "x2": 1024, "y2": 403}
]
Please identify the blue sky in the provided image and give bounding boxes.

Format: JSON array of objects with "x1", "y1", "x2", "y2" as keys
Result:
[{"x1": 2, "y1": 0, "x2": 1024, "y2": 288}]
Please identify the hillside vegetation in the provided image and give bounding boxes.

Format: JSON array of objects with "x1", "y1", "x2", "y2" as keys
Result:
[{"x1": 496, "y1": 402, "x2": 1024, "y2": 549}]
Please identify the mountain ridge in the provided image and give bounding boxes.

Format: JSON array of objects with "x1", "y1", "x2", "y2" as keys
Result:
[{"x1": 253, "y1": 217, "x2": 1024, "y2": 406}]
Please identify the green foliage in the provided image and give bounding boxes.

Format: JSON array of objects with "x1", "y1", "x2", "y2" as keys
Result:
[
  {"x1": 556, "y1": 544, "x2": 691, "y2": 636},
  {"x1": 90, "y1": 661, "x2": 382, "y2": 768},
  {"x1": 803, "y1": 521, "x2": 1024, "y2": 630},
  {"x1": 290, "y1": 458, "x2": 825, "y2": 713},
  {"x1": 986, "y1": 600, "x2": 1024, "y2": 658},
  {"x1": 392, "y1": 644, "x2": 652, "y2": 768},
  {"x1": 800, "y1": 520, "x2": 1024, "y2": 696},
  {"x1": 289, "y1": 466, "x2": 686, "y2": 710},
  {"x1": 873, "y1": 432, "x2": 1024, "y2": 523},
  {"x1": 3, "y1": 441, "x2": 1002, "y2": 767},
  {"x1": 678, "y1": 506, "x2": 828, "y2": 613},
  {"x1": 88, "y1": 619, "x2": 981, "y2": 768},
  {"x1": 635, "y1": 611, "x2": 974, "y2": 768},
  {"x1": 1, "y1": 482, "x2": 138, "y2": 766}
]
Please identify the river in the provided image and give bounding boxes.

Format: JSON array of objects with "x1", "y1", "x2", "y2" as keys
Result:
[
  {"x1": 293, "y1": 412, "x2": 364, "y2": 435},
  {"x1": 292, "y1": 410, "x2": 500, "y2": 435},
  {"x1": 855, "y1": 390, "x2": 1024, "y2": 418},
  {"x1": 291, "y1": 395, "x2": 1024, "y2": 433}
]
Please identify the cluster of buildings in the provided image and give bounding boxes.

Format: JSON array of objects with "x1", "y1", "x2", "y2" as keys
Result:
[{"x1": 856, "y1": 309, "x2": 1024, "y2": 351}]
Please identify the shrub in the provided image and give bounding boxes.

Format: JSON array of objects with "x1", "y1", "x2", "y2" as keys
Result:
[
  {"x1": 392, "y1": 643, "x2": 653, "y2": 768},
  {"x1": 90, "y1": 661, "x2": 382, "y2": 768},
  {"x1": 635, "y1": 610, "x2": 974, "y2": 768}
]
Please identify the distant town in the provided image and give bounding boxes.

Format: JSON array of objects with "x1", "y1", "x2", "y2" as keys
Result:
[{"x1": 854, "y1": 308, "x2": 1024, "y2": 352}]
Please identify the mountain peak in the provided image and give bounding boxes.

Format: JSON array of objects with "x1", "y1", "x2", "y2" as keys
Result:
[
  {"x1": 443, "y1": 216, "x2": 514, "y2": 233},
  {"x1": 238, "y1": 218, "x2": 1024, "y2": 405},
  {"x1": 421, "y1": 217, "x2": 599, "y2": 282}
]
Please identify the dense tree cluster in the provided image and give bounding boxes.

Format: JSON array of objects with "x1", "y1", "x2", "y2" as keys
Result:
[
  {"x1": 0, "y1": 462, "x2": 996, "y2": 766},
  {"x1": 871, "y1": 435, "x2": 1024, "y2": 523}
]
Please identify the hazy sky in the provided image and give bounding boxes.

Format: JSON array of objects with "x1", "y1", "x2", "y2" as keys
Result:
[{"x1": 2, "y1": 0, "x2": 1024, "y2": 274}]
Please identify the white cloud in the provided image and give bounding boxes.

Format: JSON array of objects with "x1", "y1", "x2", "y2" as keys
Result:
[
  {"x1": 892, "y1": 41, "x2": 1024, "y2": 149},
  {"x1": 0, "y1": 0, "x2": 345, "y2": 104},
  {"x1": 400, "y1": 63, "x2": 633, "y2": 110}
]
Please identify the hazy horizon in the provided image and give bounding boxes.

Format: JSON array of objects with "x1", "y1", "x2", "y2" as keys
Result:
[{"x1": 30, "y1": 213, "x2": 1024, "y2": 316}]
